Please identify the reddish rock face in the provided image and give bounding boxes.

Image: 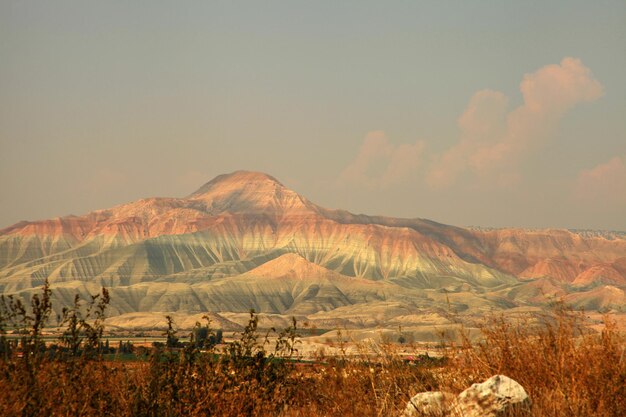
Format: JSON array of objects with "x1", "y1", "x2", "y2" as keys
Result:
[
  {"x1": 1, "y1": 171, "x2": 319, "y2": 241},
  {"x1": 1, "y1": 170, "x2": 625, "y2": 315}
]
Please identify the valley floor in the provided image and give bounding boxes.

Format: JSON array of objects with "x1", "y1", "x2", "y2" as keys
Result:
[{"x1": 1, "y1": 307, "x2": 625, "y2": 416}]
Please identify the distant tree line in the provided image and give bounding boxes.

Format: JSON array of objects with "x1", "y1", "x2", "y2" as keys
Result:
[{"x1": 0, "y1": 278, "x2": 225, "y2": 359}]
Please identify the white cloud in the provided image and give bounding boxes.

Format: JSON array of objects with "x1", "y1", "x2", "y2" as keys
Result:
[
  {"x1": 427, "y1": 58, "x2": 604, "y2": 188},
  {"x1": 574, "y1": 156, "x2": 626, "y2": 206},
  {"x1": 338, "y1": 131, "x2": 425, "y2": 188}
]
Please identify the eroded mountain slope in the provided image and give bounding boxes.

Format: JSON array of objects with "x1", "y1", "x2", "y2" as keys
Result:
[{"x1": 1, "y1": 170, "x2": 625, "y2": 324}]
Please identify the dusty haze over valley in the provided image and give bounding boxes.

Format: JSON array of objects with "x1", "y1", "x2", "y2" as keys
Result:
[
  {"x1": 3, "y1": 4, "x2": 626, "y2": 417},
  {"x1": 1, "y1": 171, "x2": 625, "y2": 340},
  {"x1": 1, "y1": 2, "x2": 625, "y2": 340}
]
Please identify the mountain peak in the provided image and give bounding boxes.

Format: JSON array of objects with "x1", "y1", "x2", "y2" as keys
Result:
[
  {"x1": 188, "y1": 171, "x2": 284, "y2": 198},
  {"x1": 187, "y1": 170, "x2": 314, "y2": 214},
  {"x1": 245, "y1": 253, "x2": 344, "y2": 279}
]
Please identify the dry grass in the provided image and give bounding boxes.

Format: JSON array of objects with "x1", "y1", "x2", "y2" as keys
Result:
[
  {"x1": 442, "y1": 304, "x2": 626, "y2": 417},
  {"x1": 0, "y1": 301, "x2": 624, "y2": 416}
]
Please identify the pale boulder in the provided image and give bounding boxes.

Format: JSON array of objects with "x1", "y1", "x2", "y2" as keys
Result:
[
  {"x1": 404, "y1": 375, "x2": 529, "y2": 417},
  {"x1": 403, "y1": 391, "x2": 455, "y2": 416},
  {"x1": 456, "y1": 375, "x2": 529, "y2": 417}
]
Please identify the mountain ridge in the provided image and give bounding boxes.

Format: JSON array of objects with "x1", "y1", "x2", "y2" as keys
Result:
[{"x1": 1, "y1": 170, "x2": 625, "y2": 325}]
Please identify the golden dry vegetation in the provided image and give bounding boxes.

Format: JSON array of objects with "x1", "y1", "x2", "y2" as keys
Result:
[{"x1": 0, "y1": 282, "x2": 625, "y2": 417}]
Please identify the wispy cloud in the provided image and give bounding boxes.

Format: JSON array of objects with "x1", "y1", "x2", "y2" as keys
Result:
[
  {"x1": 574, "y1": 156, "x2": 626, "y2": 206},
  {"x1": 338, "y1": 131, "x2": 425, "y2": 188},
  {"x1": 427, "y1": 58, "x2": 603, "y2": 188}
]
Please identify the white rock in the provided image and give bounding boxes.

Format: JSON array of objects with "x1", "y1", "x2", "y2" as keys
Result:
[
  {"x1": 455, "y1": 375, "x2": 529, "y2": 417},
  {"x1": 403, "y1": 391, "x2": 454, "y2": 416},
  {"x1": 403, "y1": 375, "x2": 529, "y2": 417}
]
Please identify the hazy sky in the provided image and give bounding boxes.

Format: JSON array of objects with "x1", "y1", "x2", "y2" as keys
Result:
[{"x1": 1, "y1": 1, "x2": 625, "y2": 230}]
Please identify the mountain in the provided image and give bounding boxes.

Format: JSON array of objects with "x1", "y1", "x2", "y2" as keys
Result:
[{"x1": 1, "y1": 170, "x2": 625, "y2": 331}]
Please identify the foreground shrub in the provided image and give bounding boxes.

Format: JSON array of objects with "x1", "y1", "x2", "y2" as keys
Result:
[
  {"x1": 1, "y1": 284, "x2": 624, "y2": 416},
  {"x1": 444, "y1": 304, "x2": 626, "y2": 417}
]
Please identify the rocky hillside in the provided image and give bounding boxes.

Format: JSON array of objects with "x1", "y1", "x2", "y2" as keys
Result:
[{"x1": 1, "y1": 171, "x2": 625, "y2": 326}]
